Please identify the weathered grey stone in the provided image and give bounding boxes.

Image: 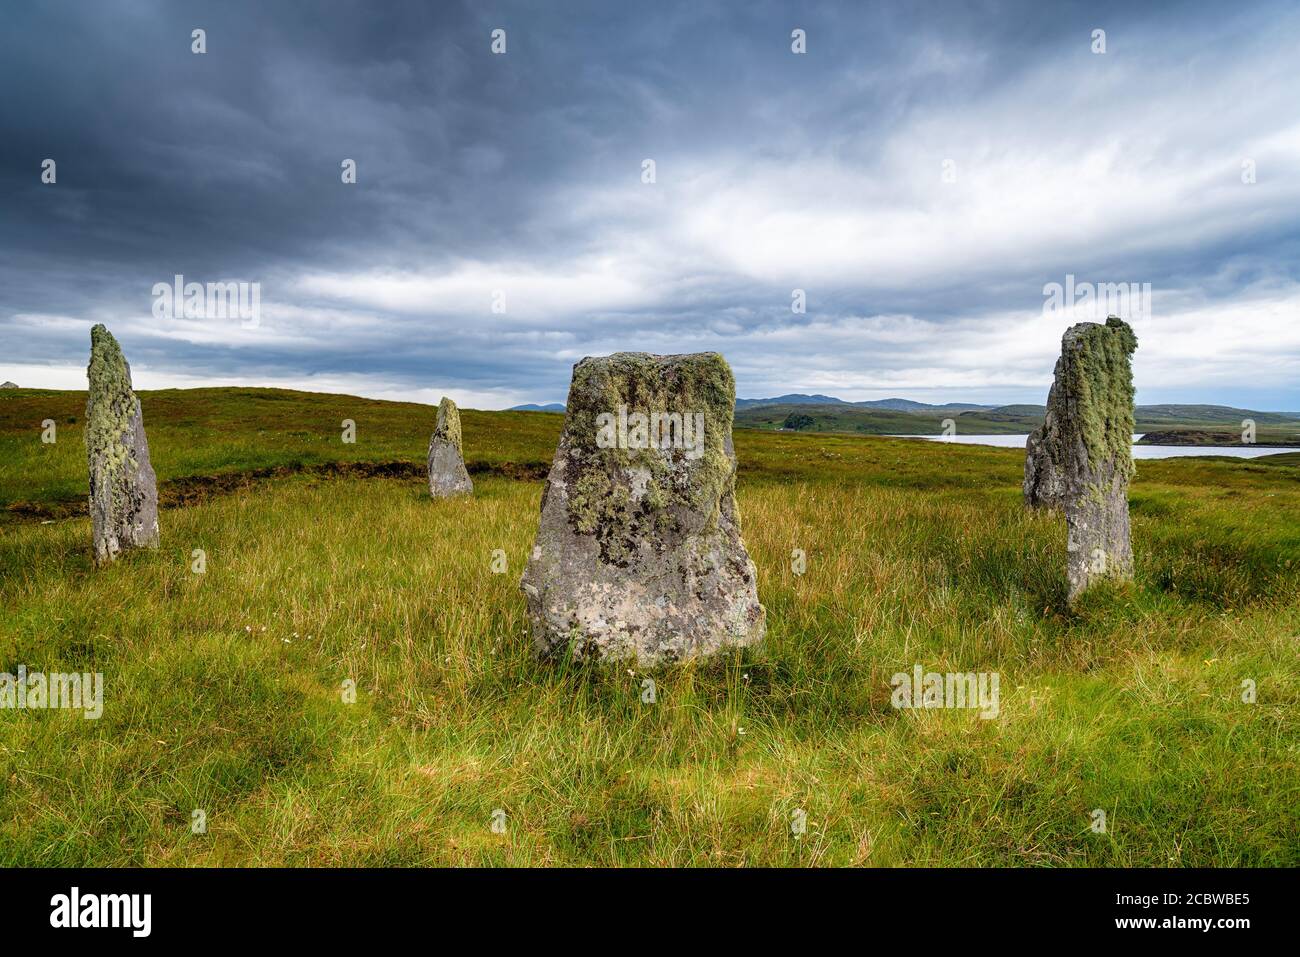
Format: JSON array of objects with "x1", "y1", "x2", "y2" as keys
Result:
[
  {"x1": 519, "y1": 352, "x2": 765, "y2": 665},
  {"x1": 0, "y1": 381, "x2": 18, "y2": 389},
  {"x1": 1023, "y1": 428, "x2": 1065, "y2": 508},
  {"x1": 86, "y1": 324, "x2": 159, "y2": 565},
  {"x1": 427, "y1": 397, "x2": 472, "y2": 498},
  {"x1": 1024, "y1": 316, "x2": 1138, "y2": 600}
]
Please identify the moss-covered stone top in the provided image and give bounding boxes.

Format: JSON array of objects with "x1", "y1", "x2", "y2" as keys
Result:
[
  {"x1": 85, "y1": 324, "x2": 137, "y2": 477},
  {"x1": 565, "y1": 352, "x2": 733, "y2": 436},
  {"x1": 433, "y1": 396, "x2": 463, "y2": 452},
  {"x1": 560, "y1": 352, "x2": 737, "y2": 565},
  {"x1": 1061, "y1": 315, "x2": 1138, "y2": 479}
]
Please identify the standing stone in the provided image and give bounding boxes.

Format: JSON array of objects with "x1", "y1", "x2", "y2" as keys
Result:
[
  {"x1": 0, "y1": 381, "x2": 18, "y2": 389},
  {"x1": 86, "y1": 324, "x2": 159, "y2": 564},
  {"x1": 520, "y1": 352, "x2": 765, "y2": 665},
  {"x1": 427, "y1": 397, "x2": 472, "y2": 498},
  {"x1": 1024, "y1": 316, "x2": 1138, "y2": 600}
]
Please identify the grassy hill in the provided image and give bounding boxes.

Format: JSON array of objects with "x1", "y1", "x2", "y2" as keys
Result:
[
  {"x1": 736, "y1": 399, "x2": 1300, "y2": 441},
  {"x1": 735, "y1": 394, "x2": 990, "y2": 413},
  {"x1": 734, "y1": 403, "x2": 1033, "y2": 435},
  {"x1": 1137, "y1": 404, "x2": 1300, "y2": 425},
  {"x1": 1, "y1": 387, "x2": 1298, "y2": 866}
]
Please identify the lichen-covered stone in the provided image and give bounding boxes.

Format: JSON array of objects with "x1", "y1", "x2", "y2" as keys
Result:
[
  {"x1": 520, "y1": 352, "x2": 765, "y2": 665},
  {"x1": 86, "y1": 324, "x2": 159, "y2": 564},
  {"x1": 427, "y1": 397, "x2": 472, "y2": 498},
  {"x1": 1024, "y1": 316, "x2": 1138, "y2": 600}
]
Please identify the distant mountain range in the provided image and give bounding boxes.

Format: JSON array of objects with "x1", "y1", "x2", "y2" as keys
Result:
[{"x1": 508, "y1": 403, "x2": 565, "y2": 412}]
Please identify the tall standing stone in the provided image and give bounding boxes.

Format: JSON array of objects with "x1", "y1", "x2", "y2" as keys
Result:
[
  {"x1": 427, "y1": 397, "x2": 472, "y2": 498},
  {"x1": 1024, "y1": 316, "x2": 1138, "y2": 600},
  {"x1": 86, "y1": 324, "x2": 159, "y2": 564},
  {"x1": 520, "y1": 352, "x2": 765, "y2": 665}
]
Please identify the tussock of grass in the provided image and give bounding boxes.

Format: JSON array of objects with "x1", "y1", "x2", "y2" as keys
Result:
[{"x1": 0, "y1": 388, "x2": 1297, "y2": 866}]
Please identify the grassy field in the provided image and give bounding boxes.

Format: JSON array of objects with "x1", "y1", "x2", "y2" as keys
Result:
[
  {"x1": 0, "y1": 388, "x2": 560, "y2": 520},
  {"x1": 1, "y1": 387, "x2": 1298, "y2": 866}
]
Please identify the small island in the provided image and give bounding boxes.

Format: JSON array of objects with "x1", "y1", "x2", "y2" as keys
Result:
[{"x1": 1137, "y1": 429, "x2": 1300, "y2": 447}]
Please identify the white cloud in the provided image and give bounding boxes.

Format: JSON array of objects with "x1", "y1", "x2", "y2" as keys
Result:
[{"x1": 294, "y1": 259, "x2": 657, "y2": 321}]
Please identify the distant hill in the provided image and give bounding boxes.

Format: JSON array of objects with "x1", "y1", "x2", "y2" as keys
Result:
[
  {"x1": 736, "y1": 393, "x2": 991, "y2": 413},
  {"x1": 734, "y1": 394, "x2": 849, "y2": 409},
  {"x1": 1135, "y1": 404, "x2": 1298, "y2": 425},
  {"x1": 859, "y1": 397, "x2": 992, "y2": 412},
  {"x1": 734, "y1": 403, "x2": 1032, "y2": 435},
  {"x1": 513, "y1": 393, "x2": 1300, "y2": 430},
  {"x1": 982, "y1": 404, "x2": 1046, "y2": 417},
  {"x1": 735, "y1": 397, "x2": 1300, "y2": 438}
]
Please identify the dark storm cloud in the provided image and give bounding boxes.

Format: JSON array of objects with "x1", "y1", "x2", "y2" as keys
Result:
[{"x1": 2, "y1": 0, "x2": 1298, "y2": 409}]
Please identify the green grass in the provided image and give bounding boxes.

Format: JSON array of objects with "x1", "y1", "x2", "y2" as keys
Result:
[{"x1": 1, "y1": 387, "x2": 1298, "y2": 865}]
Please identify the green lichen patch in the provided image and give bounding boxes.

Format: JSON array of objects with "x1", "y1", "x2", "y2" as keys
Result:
[
  {"x1": 1062, "y1": 315, "x2": 1138, "y2": 482},
  {"x1": 85, "y1": 324, "x2": 138, "y2": 487},
  {"x1": 1025, "y1": 316, "x2": 1139, "y2": 513},
  {"x1": 433, "y1": 397, "x2": 463, "y2": 453},
  {"x1": 560, "y1": 352, "x2": 737, "y2": 566}
]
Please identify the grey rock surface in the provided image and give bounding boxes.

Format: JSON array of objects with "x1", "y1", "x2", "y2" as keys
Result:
[
  {"x1": 1023, "y1": 427, "x2": 1065, "y2": 508},
  {"x1": 520, "y1": 352, "x2": 765, "y2": 665},
  {"x1": 427, "y1": 396, "x2": 472, "y2": 498},
  {"x1": 86, "y1": 324, "x2": 159, "y2": 564},
  {"x1": 1024, "y1": 316, "x2": 1138, "y2": 600}
]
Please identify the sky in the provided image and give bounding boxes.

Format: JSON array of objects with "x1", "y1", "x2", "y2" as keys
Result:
[{"x1": 2, "y1": 0, "x2": 1298, "y2": 411}]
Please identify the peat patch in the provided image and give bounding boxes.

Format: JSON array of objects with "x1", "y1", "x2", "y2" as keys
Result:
[{"x1": 3, "y1": 458, "x2": 551, "y2": 524}]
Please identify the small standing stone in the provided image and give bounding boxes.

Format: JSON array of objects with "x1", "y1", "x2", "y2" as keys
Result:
[
  {"x1": 1024, "y1": 316, "x2": 1138, "y2": 600},
  {"x1": 427, "y1": 397, "x2": 472, "y2": 498},
  {"x1": 86, "y1": 324, "x2": 159, "y2": 564},
  {"x1": 520, "y1": 352, "x2": 765, "y2": 665}
]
